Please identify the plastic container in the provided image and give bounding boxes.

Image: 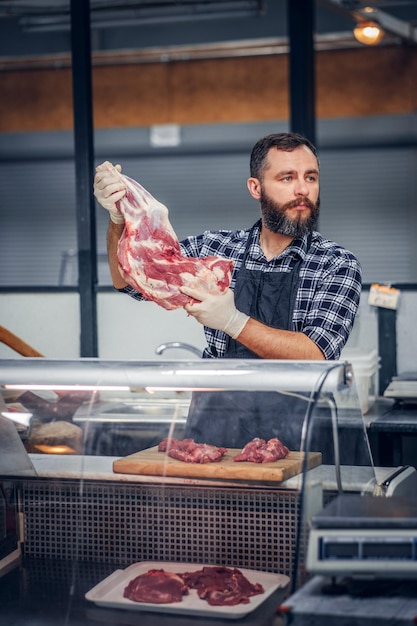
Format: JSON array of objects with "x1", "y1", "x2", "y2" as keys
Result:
[{"x1": 340, "y1": 348, "x2": 380, "y2": 414}]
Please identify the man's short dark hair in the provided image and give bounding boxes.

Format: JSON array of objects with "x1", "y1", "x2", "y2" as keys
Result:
[{"x1": 250, "y1": 132, "x2": 319, "y2": 180}]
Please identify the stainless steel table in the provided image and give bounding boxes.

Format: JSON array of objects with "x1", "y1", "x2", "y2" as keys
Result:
[
  {"x1": 280, "y1": 574, "x2": 417, "y2": 626},
  {"x1": 364, "y1": 398, "x2": 417, "y2": 466}
]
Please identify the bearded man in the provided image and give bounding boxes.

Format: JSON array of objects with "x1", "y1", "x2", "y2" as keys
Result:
[{"x1": 94, "y1": 133, "x2": 362, "y2": 452}]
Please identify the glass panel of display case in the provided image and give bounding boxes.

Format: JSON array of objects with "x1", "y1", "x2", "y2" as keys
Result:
[
  {"x1": 0, "y1": 357, "x2": 383, "y2": 617},
  {"x1": 0, "y1": 357, "x2": 375, "y2": 479}
]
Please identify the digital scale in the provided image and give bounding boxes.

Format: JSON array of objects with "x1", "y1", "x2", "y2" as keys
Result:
[{"x1": 307, "y1": 493, "x2": 417, "y2": 578}]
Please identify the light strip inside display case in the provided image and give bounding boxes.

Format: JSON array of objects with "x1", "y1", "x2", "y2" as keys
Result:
[{"x1": 0, "y1": 358, "x2": 353, "y2": 393}]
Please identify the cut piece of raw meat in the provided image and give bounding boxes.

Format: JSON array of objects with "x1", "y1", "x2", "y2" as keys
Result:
[
  {"x1": 233, "y1": 437, "x2": 289, "y2": 463},
  {"x1": 123, "y1": 569, "x2": 188, "y2": 604},
  {"x1": 123, "y1": 565, "x2": 264, "y2": 607},
  {"x1": 181, "y1": 566, "x2": 264, "y2": 606},
  {"x1": 97, "y1": 161, "x2": 233, "y2": 310},
  {"x1": 158, "y1": 437, "x2": 227, "y2": 463}
]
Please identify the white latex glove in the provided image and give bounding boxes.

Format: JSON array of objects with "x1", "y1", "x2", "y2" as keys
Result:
[
  {"x1": 93, "y1": 163, "x2": 126, "y2": 224},
  {"x1": 181, "y1": 287, "x2": 249, "y2": 339}
]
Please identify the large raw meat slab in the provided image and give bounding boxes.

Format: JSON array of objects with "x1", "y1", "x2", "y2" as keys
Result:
[
  {"x1": 112, "y1": 446, "x2": 322, "y2": 482},
  {"x1": 97, "y1": 162, "x2": 233, "y2": 310}
]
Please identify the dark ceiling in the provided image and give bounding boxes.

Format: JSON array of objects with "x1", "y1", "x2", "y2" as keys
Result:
[{"x1": 0, "y1": 0, "x2": 416, "y2": 63}]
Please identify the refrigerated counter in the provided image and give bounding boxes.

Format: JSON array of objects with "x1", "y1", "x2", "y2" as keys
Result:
[{"x1": 1, "y1": 358, "x2": 416, "y2": 626}]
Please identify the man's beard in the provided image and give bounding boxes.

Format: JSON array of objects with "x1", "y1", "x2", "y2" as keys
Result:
[{"x1": 260, "y1": 189, "x2": 320, "y2": 238}]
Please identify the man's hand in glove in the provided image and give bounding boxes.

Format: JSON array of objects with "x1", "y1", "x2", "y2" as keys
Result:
[
  {"x1": 93, "y1": 163, "x2": 126, "y2": 224},
  {"x1": 181, "y1": 287, "x2": 249, "y2": 339}
]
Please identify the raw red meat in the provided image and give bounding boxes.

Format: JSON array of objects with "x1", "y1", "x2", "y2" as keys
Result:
[
  {"x1": 158, "y1": 437, "x2": 227, "y2": 463},
  {"x1": 123, "y1": 566, "x2": 264, "y2": 607},
  {"x1": 233, "y1": 437, "x2": 289, "y2": 463},
  {"x1": 181, "y1": 566, "x2": 264, "y2": 606},
  {"x1": 123, "y1": 569, "x2": 188, "y2": 604},
  {"x1": 97, "y1": 162, "x2": 233, "y2": 310}
]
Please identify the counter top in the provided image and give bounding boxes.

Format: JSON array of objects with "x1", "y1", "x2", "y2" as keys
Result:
[
  {"x1": 281, "y1": 574, "x2": 417, "y2": 626},
  {"x1": 25, "y1": 454, "x2": 414, "y2": 498},
  {"x1": 0, "y1": 557, "x2": 288, "y2": 626},
  {"x1": 363, "y1": 397, "x2": 417, "y2": 466},
  {"x1": 364, "y1": 397, "x2": 417, "y2": 432}
]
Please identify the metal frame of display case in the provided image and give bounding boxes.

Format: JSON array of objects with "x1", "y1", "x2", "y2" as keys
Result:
[{"x1": 0, "y1": 357, "x2": 353, "y2": 393}]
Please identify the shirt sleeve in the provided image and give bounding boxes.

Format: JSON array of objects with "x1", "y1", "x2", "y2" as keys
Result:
[
  {"x1": 299, "y1": 252, "x2": 362, "y2": 360},
  {"x1": 118, "y1": 285, "x2": 146, "y2": 301},
  {"x1": 179, "y1": 234, "x2": 206, "y2": 256}
]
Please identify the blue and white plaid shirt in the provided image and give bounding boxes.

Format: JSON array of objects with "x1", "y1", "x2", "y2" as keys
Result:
[{"x1": 121, "y1": 221, "x2": 362, "y2": 361}]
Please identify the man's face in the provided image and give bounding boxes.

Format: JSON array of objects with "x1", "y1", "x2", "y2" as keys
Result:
[{"x1": 258, "y1": 146, "x2": 320, "y2": 237}]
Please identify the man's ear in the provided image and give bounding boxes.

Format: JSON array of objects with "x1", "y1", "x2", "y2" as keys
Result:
[{"x1": 247, "y1": 177, "x2": 262, "y2": 200}]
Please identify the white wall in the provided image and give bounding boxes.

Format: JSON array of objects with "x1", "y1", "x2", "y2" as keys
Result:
[
  {"x1": 341, "y1": 289, "x2": 416, "y2": 377},
  {"x1": 0, "y1": 291, "x2": 205, "y2": 360},
  {"x1": 396, "y1": 290, "x2": 417, "y2": 375},
  {"x1": 0, "y1": 293, "x2": 80, "y2": 359},
  {"x1": 97, "y1": 292, "x2": 206, "y2": 359},
  {"x1": 0, "y1": 290, "x2": 415, "y2": 374}
]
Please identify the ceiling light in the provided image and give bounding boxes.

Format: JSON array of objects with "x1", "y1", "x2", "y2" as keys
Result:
[{"x1": 353, "y1": 21, "x2": 384, "y2": 46}]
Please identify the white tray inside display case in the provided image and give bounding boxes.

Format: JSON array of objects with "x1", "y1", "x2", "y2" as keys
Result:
[{"x1": 85, "y1": 560, "x2": 290, "y2": 620}]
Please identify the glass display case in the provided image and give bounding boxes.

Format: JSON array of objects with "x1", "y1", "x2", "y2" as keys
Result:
[
  {"x1": 0, "y1": 357, "x2": 414, "y2": 626},
  {"x1": 1, "y1": 356, "x2": 371, "y2": 458}
]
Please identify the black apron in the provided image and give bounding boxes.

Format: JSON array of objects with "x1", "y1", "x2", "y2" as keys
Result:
[
  {"x1": 185, "y1": 221, "x2": 313, "y2": 450},
  {"x1": 185, "y1": 223, "x2": 370, "y2": 465}
]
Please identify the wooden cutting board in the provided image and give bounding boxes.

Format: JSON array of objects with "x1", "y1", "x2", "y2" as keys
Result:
[{"x1": 113, "y1": 446, "x2": 322, "y2": 482}]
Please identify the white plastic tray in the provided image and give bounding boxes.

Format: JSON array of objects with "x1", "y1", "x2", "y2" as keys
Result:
[{"x1": 85, "y1": 561, "x2": 290, "y2": 620}]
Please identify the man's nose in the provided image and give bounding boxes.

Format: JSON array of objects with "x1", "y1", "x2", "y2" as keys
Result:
[{"x1": 294, "y1": 178, "x2": 309, "y2": 196}]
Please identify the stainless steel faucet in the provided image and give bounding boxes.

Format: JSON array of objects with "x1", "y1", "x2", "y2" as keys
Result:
[{"x1": 155, "y1": 342, "x2": 202, "y2": 358}]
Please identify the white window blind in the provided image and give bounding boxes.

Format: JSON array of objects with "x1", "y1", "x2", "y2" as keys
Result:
[{"x1": 1, "y1": 143, "x2": 416, "y2": 287}]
